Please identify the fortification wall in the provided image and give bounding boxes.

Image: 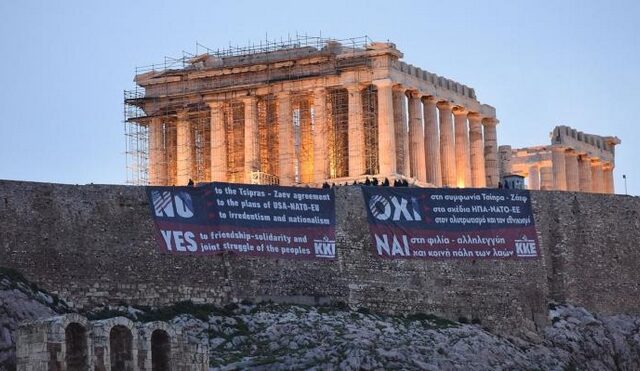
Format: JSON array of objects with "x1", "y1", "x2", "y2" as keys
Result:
[{"x1": 1, "y1": 180, "x2": 639, "y2": 335}]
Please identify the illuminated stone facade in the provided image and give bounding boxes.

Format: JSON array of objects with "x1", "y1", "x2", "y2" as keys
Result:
[
  {"x1": 125, "y1": 37, "x2": 499, "y2": 187},
  {"x1": 499, "y1": 125, "x2": 620, "y2": 193}
]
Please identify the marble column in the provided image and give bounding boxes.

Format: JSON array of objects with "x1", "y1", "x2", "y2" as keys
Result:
[
  {"x1": 453, "y1": 107, "x2": 472, "y2": 187},
  {"x1": 374, "y1": 79, "x2": 396, "y2": 177},
  {"x1": 242, "y1": 97, "x2": 259, "y2": 183},
  {"x1": 603, "y1": 164, "x2": 614, "y2": 194},
  {"x1": 393, "y1": 87, "x2": 409, "y2": 176},
  {"x1": 148, "y1": 117, "x2": 166, "y2": 185},
  {"x1": 277, "y1": 92, "x2": 294, "y2": 186},
  {"x1": 422, "y1": 96, "x2": 442, "y2": 186},
  {"x1": 347, "y1": 84, "x2": 365, "y2": 177},
  {"x1": 209, "y1": 102, "x2": 226, "y2": 182},
  {"x1": 482, "y1": 117, "x2": 500, "y2": 188},
  {"x1": 407, "y1": 91, "x2": 426, "y2": 181},
  {"x1": 564, "y1": 151, "x2": 580, "y2": 191},
  {"x1": 528, "y1": 165, "x2": 540, "y2": 190},
  {"x1": 591, "y1": 160, "x2": 604, "y2": 193},
  {"x1": 551, "y1": 146, "x2": 567, "y2": 191},
  {"x1": 578, "y1": 155, "x2": 592, "y2": 192},
  {"x1": 437, "y1": 101, "x2": 456, "y2": 187},
  {"x1": 468, "y1": 113, "x2": 486, "y2": 188},
  {"x1": 313, "y1": 88, "x2": 328, "y2": 183},
  {"x1": 176, "y1": 111, "x2": 193, "y2": 185},
  {"x1": 540, "y1": 166, "x2": 553, "y2": 190}
]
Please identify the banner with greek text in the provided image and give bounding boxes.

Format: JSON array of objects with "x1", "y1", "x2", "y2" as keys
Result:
[
  {"x1": 146, "y1": 182, "x2": 336, "y2": 259},
  {"x1": 361, "y1": 187, "x2": 539, "y2": 259}
]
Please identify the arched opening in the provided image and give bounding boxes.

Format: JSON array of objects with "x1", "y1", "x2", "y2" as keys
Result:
[
  {"x1": 151, "y1": 329, "x2": 171, "y2": 371},
  {"x1": 110, "y1": 325, "x2": 134, "y2": 371},
  {"x1": 65, "y1": 322, "x2": 88, "y2": 371}
]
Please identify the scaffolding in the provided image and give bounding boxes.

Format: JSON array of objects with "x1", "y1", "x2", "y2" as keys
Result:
[
  {"x1": 327, "y1": 88, "x2": 349, "y2": 178},
  {"x1": 124, "y1": 34, "x2": 377, "y2": 185}
]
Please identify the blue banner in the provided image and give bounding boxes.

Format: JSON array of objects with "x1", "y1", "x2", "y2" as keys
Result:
[
  {"x1": 361, "y1": 187, "x2": 539, "y2": 259},
  {"x1": 146, "y1": 182, "x2": 336, "y2": 259}
]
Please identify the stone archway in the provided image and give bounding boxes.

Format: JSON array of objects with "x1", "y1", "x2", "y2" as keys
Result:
[
  {"x1": 65, "y1": 322, "x2": 88, "y2": 371},
  {"x1": 110, "y1": 324, "x2": 134, "y2": 370},
  {"x1": 151, "y1": 329, "x2": 171, "y2": 371}
]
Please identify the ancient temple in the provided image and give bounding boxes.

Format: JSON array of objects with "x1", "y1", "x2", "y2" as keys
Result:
[
  {"x1": 499, "y1": 125, "x2": 621, "y2": 193},
  {"x1": 124, "y1": 36, "x2": 499, "y2": 188}
]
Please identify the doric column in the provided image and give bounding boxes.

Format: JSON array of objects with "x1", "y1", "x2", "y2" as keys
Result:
[
  {"x1": 148, "y1": 117, "x2": 166, "y2": 185},
  {"x1": 540, "y1": 166, "x2": 553, "y2": 190},
  {"x1": 551, "y1": 146, "x2": 567, "y2": 191},
  {"x1": 591, "y1": 159, "x2": 604, "y2": 193},
  {"x1": 603, "y1": 163, "x2": 614, "y2": 194},
  {"x1": 277, "y1": 92, "x2": 294, "y2": 186},
  {"x1": 422, "y1": 96, "x2": 442, "y2": 186},
  {"x1": 453, "y1": 107, "x2": 472, "y2": 187},
  {"x1": 528, "y1": 165, "x2": 540, "y2": 190},
  {"x1": 347, "y1": 84, "x2": 365, "y2": 177},
  {"x1": 208, "y1": 102, "x2": 226, "y2": 182},
  {"x1": 437, "y1": 101, "x2": 456, "y2": 187},
  {"x1": 242, "y1": 96, "x2": 259, "y2": 183},
  {"x1": 176, "y1": 110, "x2": 193, "y2": 186},
  {"x1": 313, "y1": 88, "x2": 328, "y2": 183},
  {"x1": 407, "y1": 91, "x2": 426, "y2": 182},
  {"x1": 578, "y1": 154, "x2": 592, "y2": 192},
  {"x1": 468, "y1": 113, "x2": 486, "y2": 188},
  {"x1": 565, "y1": 151, "x2": 580, "y2": 191},
  {"x1": 393, "y1": 86, "x2": 409, "y2": 176},
  {"x1": 373, "y1": 79, "x2": 396, "y2": 177},
  {"x1": 482, "y1": 117, "x2": 500, "y2": 188}
]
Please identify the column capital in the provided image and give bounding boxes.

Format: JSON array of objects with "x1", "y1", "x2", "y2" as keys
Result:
[
  {"x1": 372, "y1": 78, "x2": 394, "y2": 88},
  {"x1": 436, "y1": 101, "x2": 454, "y2": 110},
  {"x1": 206, "y1": 101, "x2": 223, "y2": 110},
  {"x1": 578, "y1": 154, "x2": 591, "y2": 163},
  {"x1": 392, "y1": 84, "x2": 406, "y2": 93},
  {"x1": 276, "y1": 91, "x2": 291, "y2": 99},
  {"x1": 421, "y1": 95, "x2": 438, "y2": 105},
  {"x1": 482, "y1": 117, "x2": 499, "y2": 127},
  {"x1": 467, "y1": 112, "x2": 483, "y2": 123},
  {"x1": 565, "y1": 149, "x2": 579, "y2": 157},
  {"x1": 452, "y1": 106, "x2": 468, "y2": 116},
  {"x1": 176, "y1": 110, "x2": 189, "y2": 121},
  {"x1": 345, "y1": 84, "x2": 362, "y2": 93},
  {"x1": 240, "y1": 95, "x2": 258, "y2": 104},
  {"x1": 551, "y1": 145, "x2": 567, "y2": 152},
  {"x1": 590, "y1": 158, "x2": 602, "y2": 166},
  {"x1": 406, "y1": 90, "x2": 421, "y2": 99},
  {"x1": 313, "y1": 87, "x2": 327, "y2": 95}
]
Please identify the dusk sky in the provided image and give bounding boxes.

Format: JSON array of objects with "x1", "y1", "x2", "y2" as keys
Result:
[{"x1": 1, "y1": 0, "x2": 638, "y2": 195}]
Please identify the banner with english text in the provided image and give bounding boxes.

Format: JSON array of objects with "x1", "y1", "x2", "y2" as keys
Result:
[
  {"x1": 146, "y1": 182, "x2": 336, "y2": 260},
  {"x1": 361, "y1": 187, "x2": 539, "y2": 259}
]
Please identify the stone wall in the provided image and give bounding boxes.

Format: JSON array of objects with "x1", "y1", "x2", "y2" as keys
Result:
[
  {"x1": 15, "y1": 314, "x2": 208, "y2": 370},
  {"x1": 1, "y1": 180, "x2": 639, "y2": 335}
]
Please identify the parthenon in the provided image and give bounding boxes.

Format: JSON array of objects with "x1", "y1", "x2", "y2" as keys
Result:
[
  {"x1": 499, "y1": 125, "x2": 620, "y2": 193},
  {"x1": 124, "y1": 36, "x2": 500, "y2": 188}
]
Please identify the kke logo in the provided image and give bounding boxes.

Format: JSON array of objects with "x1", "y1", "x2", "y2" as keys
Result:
[
  {"x1": 515, "y1": 235, "x2": 537, "y2": 257},
  {"x1": 151, "y1": 190, "x2": 194, "y2": 218},
  {"x1": 368, "y1": 194, "x2": 422, "y2": 222},
  {"x1": 313, "y1": 237, "x2": 336, "y2": 258}
]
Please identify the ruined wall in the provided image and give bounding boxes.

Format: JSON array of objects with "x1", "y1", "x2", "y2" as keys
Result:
[{"x1": 1, "y1": 180, "x2": 639, "y2": 335}]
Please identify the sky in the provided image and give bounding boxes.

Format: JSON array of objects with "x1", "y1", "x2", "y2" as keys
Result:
[{"x1": 1, "y1": 0, "x2": 638, "y2": 195}]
